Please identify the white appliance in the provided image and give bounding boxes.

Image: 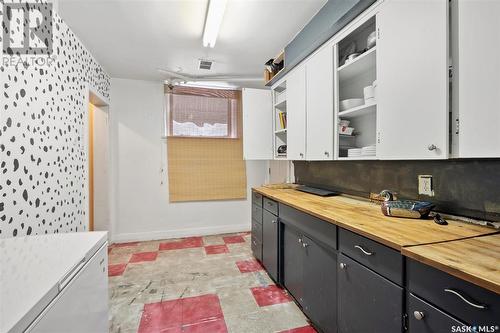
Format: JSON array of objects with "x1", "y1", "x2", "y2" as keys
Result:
[{"x1": 1, "y1": 232, "x2": 109, "y2": 333}]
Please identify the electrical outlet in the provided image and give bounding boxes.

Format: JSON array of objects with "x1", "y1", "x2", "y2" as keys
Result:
[{"x1": 418, "y1": 175, "x2": 434, "y2": 196}]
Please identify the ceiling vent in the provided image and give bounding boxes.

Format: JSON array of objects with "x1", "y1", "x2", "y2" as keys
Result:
[{"x1": 198, "y1": 59, "x2": 213, "y2": 70}]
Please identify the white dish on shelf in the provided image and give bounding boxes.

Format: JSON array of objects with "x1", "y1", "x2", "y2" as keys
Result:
[
  {"x1": 338, "y1": 119, "x2": 350, "y2": 127},
  {"x1": 347, "y1": 148, "x2": 362, "y2": 156},
  {"x1": 340, "y1": 98, "x2": 364, "y2": 111},
  {"x1": 363, "y1": 85, "x2": 375, "y2": 100},
  {"x1": 338, "y1": 126, "x2": 354, "y2": 136}
]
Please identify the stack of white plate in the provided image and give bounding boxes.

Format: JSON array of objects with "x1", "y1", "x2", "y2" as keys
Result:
[
  {"x1": 361, "y1": 145, "x2": 376, "y2": 156},
  {"x1": 347, "y1": 148, "x2": 362, "y2": 157}
]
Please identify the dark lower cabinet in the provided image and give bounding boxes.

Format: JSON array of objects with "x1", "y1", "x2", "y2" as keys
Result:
[
  {"x1": 255, "y1": 194, "x2": 494, "y2": 333},
  {"x1": 302, "y1": 235, "x2": 337, "y2": 333},
  {"x1": 407, "y1": 293, "x2": 464, "y2": 333},
  {"x1": 282, "y1": 224, "x2": 337, "y2": 333},
  {"x1": 338, "y1": 254, "x2": 403, "y2": 333},
  {"x1": 262, "y1": 209, "x2": 279, "y2": 282},
  {"x1": 283, "y1": 225, "x2": 304, "y2": 305},
  {"x1": 251, "y1": 235, "x2": 262, "y2": 262}
]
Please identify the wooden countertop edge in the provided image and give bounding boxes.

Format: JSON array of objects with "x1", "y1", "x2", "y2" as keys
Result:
[{"x1": 402, "y1": 246, "x2": 500, "y2": 295}]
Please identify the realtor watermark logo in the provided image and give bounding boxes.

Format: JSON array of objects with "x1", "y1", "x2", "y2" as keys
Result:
[{"x1": 2, "y1": 2, "x2": 55, "y2": 67}]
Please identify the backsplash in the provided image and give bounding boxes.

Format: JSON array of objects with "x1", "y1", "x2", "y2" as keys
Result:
[{"x1": 294, "y1": 160, "x2": 500, "y2": 222}]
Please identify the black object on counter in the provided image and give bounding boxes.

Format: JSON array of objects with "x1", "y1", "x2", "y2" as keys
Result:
[{"x1": 433, "y1": 213, "x2": 448, "y2": 225}]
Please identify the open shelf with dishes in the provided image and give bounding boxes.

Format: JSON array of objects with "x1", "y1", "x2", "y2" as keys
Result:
[
  {"x1": 336, "y1": 14, "x2": 377, "y2": 160},
  {"x1": 273, "y1": 80, "x2": 288, "y2": 159}
]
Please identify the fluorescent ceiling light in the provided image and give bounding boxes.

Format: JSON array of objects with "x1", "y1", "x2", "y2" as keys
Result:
[{"x1": 203, "y1": 0, "x2": 227, "y2": 48}]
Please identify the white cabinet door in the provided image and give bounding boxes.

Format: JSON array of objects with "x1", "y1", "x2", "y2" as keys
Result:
[
  {"x1": 287, "y1": 65, "x2": 307, "y2": 160},
  {"x1": 377, "y1": 0, "x2": 448, "y2": 159},
  {"x1": 306, "y1": 44, "x2": 334, "y2": 160},
  {"x1": 242, "y1": 88, "x2": 273, "y2": 160},
  {"x1": 452, "y1": 0, "x2": 500, "y2": 158}
]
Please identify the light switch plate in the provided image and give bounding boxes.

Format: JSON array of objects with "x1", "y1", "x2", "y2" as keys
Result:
[{"x1": 418, "y1": 175, "x2": 434, "y2": 196}]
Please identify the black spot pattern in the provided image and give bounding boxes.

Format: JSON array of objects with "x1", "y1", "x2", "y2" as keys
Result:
[{"x1": 0, "y1": 1, "x2": 110, "y2": 237}]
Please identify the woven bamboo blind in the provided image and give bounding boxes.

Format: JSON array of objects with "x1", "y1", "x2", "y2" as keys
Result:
[{"x1": 166, "y1": 86, "x2": 247, "y2": 202}]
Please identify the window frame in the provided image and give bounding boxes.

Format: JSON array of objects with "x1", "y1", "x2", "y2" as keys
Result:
[{"x1": 165, "y1": 85, "x2": 240, "y2": 139}]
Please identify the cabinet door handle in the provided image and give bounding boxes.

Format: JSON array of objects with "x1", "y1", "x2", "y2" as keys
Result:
[
  {"x1": 354, "y1": 245, "x2": 373, "y2": 256},
  {"x1": 339, "y1": 262, "x2": 347, "y2": 269},
  {"x1": 271, "y1": 219, "x2": 277, "y2": 224},
  {"x1": 324, "y1": 151, "x2": 329, "y2": 157},
  {"x1": 302, "y1": 242, "x2": 308, "y2": 248},
  {"x1": 413, "y1": 311, "x2": 425, "y2": 320},
  {"x1": 444, "y1": 289, "x2": 487, "y2": 309},
  {"x1": 298, "y1": 237, "x2": 303, "y2": 244},
  {"x1": 428, "y1": 144, "x2": 437, "y2": 151}
]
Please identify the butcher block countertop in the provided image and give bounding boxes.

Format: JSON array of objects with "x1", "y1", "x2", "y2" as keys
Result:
[
  {"x1": 403, "y1": 234, "x2": 500, "y2": 295},
  {"x1": 254, "y1": 187, "x2": 500, "y2": 293},
  {"x1": 254, "y1": 187, "x2": 497, "y2": 250}
]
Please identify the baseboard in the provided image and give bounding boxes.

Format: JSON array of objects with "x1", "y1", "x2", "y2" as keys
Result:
[{"x1": 111, "y1": 224, "x2": 250, "y2": 243}]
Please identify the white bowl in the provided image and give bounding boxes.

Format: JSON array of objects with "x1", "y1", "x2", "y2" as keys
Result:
[
  {"x1": 340, "y1": 98, "x2": 364, "y2": 111},
  {"x1": 367, "y1": 31, "x2": 376, "y2": 49},
  {"x1": 338, "y1": 119, "x2": 350, "y2": 127},
  {"x1": 363, "y1": 86, "x2": 375, "y2": 100}
]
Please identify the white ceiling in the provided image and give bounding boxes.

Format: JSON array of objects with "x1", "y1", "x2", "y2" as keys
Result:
[{"x1": 58, "y1": 0, "x2": 327, "y2": 88}]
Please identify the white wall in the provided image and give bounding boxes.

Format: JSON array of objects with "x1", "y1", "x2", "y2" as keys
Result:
[{"x1": 110, "y1": 78, "x2": 268, "y2": 242}]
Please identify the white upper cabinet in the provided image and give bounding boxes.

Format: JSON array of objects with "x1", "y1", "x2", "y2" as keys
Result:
[
  {"x1": 306, "y1": 44, "x2": 334, "y2": 160},
  {"x1": 377, "y1": 0, "x2": 449, "y2": 159},
  {"x1": 242, "y1": 88, "x2": 273, "y2": 160},
  {"x1": 286, "y1": 65, "x2": 307, "y2": 160},
  {"x1": 451, "y1": 0, "x2": 500, "y2": 158}
]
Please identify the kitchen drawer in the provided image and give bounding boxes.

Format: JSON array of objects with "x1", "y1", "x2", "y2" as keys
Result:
[
  {"x1": 252, "y1": 204, "x2": 263, "y2": 224},
  {"x1": 251, "y1": 236, "x2": 262, "y2": 262},
  {"x1": 251, "y1": 219, "x2": 263, "y2": 243},
  {"x1": 339, "y1": 228, "x2": 403, "y2": 285},
  {"x1": 279, "y1": 204, "x2": 337, "y2": 251},
  {"x1": 252, "y1": 191, "x2": 263, "y2": 207},
  {"x1": 407, "y1": 293, "x2": 464, "y2": 333},
  {"x1": 263, "y1": 197, "x2": 278, "y2": 215},
  {"x1": 407, "y1": 259, "x2": 500, "y2": 326}
]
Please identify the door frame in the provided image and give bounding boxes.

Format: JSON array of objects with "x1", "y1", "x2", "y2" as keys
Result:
[{"x1": 84, "y1": 84, "x2": 111, "y2": 238}]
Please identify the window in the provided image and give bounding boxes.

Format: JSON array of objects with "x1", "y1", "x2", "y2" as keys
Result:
[
  {"x1": 166, "y1": 86, "x2": 238, "y2": 138},
  {"x1": 165, "y1": 85, "x2": 246, "y2": 202}
]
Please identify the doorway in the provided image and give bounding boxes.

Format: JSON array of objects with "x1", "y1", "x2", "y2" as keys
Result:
[{"x1": 88, "y1": 90, "x2": 110, "y2": 234}]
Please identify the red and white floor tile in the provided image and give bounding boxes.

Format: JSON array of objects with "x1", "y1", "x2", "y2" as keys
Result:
[{"x1": 108, "y1": 233, "x2": 316, "y2": 333}]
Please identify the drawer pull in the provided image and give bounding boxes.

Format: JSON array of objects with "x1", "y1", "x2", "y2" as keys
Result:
[
  {"x1": 271, "y1": 219, "x2": 277, "y2": 224},
  {"x1": 444, "y1": 289, "x2": 487, "y2": 309},
  {"x1": 354, "y1": 245, "x2": 373, "y2": 256},
  {"x1": 339, "y1": 262, "x2": 347, "y2": 269},
  {"x1": 298, "y1": 237, "x2": 303, "y2": 244},
  {"x1": 413, "y1": 311, "x2": 425, "y2": 320}
]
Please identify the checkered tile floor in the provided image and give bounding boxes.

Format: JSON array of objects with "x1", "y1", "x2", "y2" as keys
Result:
[{"x1": 108, "y1": 232, "x2": 316, "y2": 333}]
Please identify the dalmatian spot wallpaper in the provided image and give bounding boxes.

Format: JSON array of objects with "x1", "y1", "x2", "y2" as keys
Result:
[{"x1": 0, "y1": 1, "x2": 111, "y2": 237}]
